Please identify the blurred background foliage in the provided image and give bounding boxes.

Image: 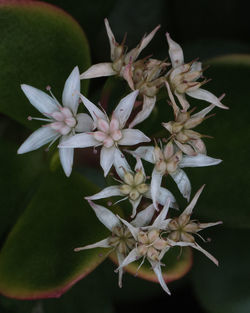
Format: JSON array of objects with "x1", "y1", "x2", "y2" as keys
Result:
[{"x1": 0, "y1": 0, "x2": 249, "y2": 312}]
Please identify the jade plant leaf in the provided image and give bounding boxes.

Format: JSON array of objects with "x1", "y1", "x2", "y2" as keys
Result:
[
  {"x1": 0, "y1": 1, "x2": 90, "y2": 129},
  {"x1": 183, "y1": 54, "x2": 250, "y2": 229},
  {"x1": 191, "y1": 228, "x2": 250, "y2": 313},
  {"x1": 110, "y1": 246, "x2": 192, "y2": 286},
  {"x1": 0, "y1": 137, "x2": 46, "y2": 240},
  {"x1": 0, "y1": 171, "x2": 110, "y2": 299}
]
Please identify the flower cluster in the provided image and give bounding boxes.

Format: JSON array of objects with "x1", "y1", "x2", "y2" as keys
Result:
[{"x1": 18, "y1": 19, "x2": 227, "y2": 295}]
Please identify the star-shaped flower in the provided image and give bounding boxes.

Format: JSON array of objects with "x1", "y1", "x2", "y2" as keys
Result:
[
  {"x1": 17, "y1": 67, "x2": 94, "y2": 176},
  {"x1": 166, "y1": 33, "x2": 228, "y2": 111},
  {"x1": 164, "y1": 185, "x2": 222, "y2": 265},
  {"x1": 59, "y1": 90, "x2": 150, "y2": 176},
  {"x1": 74, "y1": 200, "x2": 156, "y2": 288},
  {"x1": 130, "y1": 141, "x2": 222, "y2": 207},
  {"x1": 114, "y1": 199, "x2": 173, "y2": 294},
  {"x1": 162, "y1": 88, "x2": 224, "y2": 155},
  {"x1": 80, "y1": 19, "x2": 160, "y2": 82},
  {"x1": 86, "y1": 155, "x2": 178, "y2": 218}
]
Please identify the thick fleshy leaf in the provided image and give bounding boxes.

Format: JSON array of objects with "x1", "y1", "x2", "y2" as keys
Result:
[
  {"x1": 0, "y1": 2, "x2": 90, "y2": 129},
  {"x1": 0, "y1": 137, "x2": 46, "y2": 240},
  {"x1": 110, "y1": 246, "x2": 192, "y2": 285},
  {"x1": 191, "y1": 228, "x2": 250, "y2": 313},
  {"x1": 185, "y1": 55, "x2": 250, "y2": 229},
  {"x1": 62, "y1": 66, "x2": 80, "y2": 115},
  {"x1": 0, "y1": 171, "x2": 110, "y2": 299}
]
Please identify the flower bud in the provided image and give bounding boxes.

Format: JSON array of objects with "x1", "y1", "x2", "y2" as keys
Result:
[
  {"x1": 129, "y1": 189, "x2": 140, "y2": 201},
  {"x1": 124, "y1": 172, "x2": 134, "y2": 185},
  {"x1": 134, "y1": 170, "x2": 145, "y2": 185},
  {"x1": 136, "y1": 183, "x2": 149, "y2": 194},
  {"x1": 120, "y1": 184, "x2": 132, "y2": 195}
]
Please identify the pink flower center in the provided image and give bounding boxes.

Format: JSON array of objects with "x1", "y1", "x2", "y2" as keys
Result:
[
  {"x1": 49, "y1": 107, "x2": 76, "y2": 135},
  {"x1": 93, "y1": 116, "x2": 122, "y2": 148}
]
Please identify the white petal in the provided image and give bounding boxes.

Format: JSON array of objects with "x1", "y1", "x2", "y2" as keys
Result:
[
  {"x1": 170, "y1": 169, "x2": 191, "y2": 201},
  {"x1": 125, "y1": 25, "x2": 161, "y2": 62},
  {"x1": 170, "y1": 240, "x2": 218, "y2": 266},
  {"x1": 117, "y1": 252, "x2": 125, "y2": 288},
  {"x1": 62, "y1": 66, "x2": 80, "y2": 114},
  {"x1": 189, "y1": 139, "x2": 207, "y2": 155},
  {"x1": 80, "y1": 63, "x2": 116, "y2": 79},
  {"x1": 113, "y1": 90, "x2": 139, "y2": 128},
  {"x1": 131, "y1": 204, "x2": 155, "y2": 227},
  {"x1": 198, "y1": 221, "x2": 223, "y2": 231},
  {"x1": 182, "y1": 185, "x2": 205, "y2": 216},
  {"x1": 151, "y1": 167, "x2": 163, "y2": 210},
  {"x1": 180, "y1": 154, "x2": 222, "y2": 168},
  {"x1": 174, "y1": 140, "x2": 196, "y2": 156},
  {"x1": 134, "y1": 157, "x2": 145, "y2": 176},
  {"x1": 186, "y1": 88, "x2": 229, "y2": 109},
  {"x1": 117, "y1": 216, "x2": 139, "y2": 240},
  {"x1": 75, "y1": 113, "x2": 94, "y2": 132},
  {"x1": 175, "y1": 92, "x2": 190, "y2": 111},
  {"x1": 58, "y1": 133, "x2": 99, "y2": 148},
  {"x1": 100, "y1": 146, "x2": 116, "y2": 176},
  {"x1": 145, "y1": 187, "x2": 178, "y2": 209},
  {"x1": 153, "y1": 198, "x2": 170, "y2": 228},
  {"x1": 21, "y1": 84, "x2": 59, "y2": 116},
  {"x1": 59, "y1": 136, "x2": 74, "y2": 177},
  {"x1": 74, "y1": 237, "x2": 110, "y2": 251},
  {"x1": 17, "y1": 127, "x2": 58, "y2": 154},
  {"x1": 166, "y1": 32, "x2": 184, "y2": 68},
  {"x1": 130, "y1": 196, "x2": 142, "y2": 218},
  {"x1": 190, "y1": 61, "x2": 202, "y2": 72},
  {"x1": 104, "y1": 18, "x2": 117, "y2": 61},
  {"x1": 79, "y1": 94, "x2": 106, "y2": 123},
  {"x1": 165, "y1": 81, "x2": 180, "y2": 118},
  {"x1": 191, "y1": 103, "x2": 215, "y2": 119},
  {"x1": 86, "y1": 186, "x2": 123, "y2": 200},
  {"x1": 119, "y1": 129, "x2": 150, "y2": 146},
  {"x1": 88, "y1": 200, "x2": 120, "y2": 231},
  {"x1": 129, "y1": 95, "x2": 156, "y2": 128},
  {"x1": 115, "y1": 248, "x2": 140, "y2": 272},
  {"x1": 130, "y1": 146, "x2": 155, "y2": 163},
  {"x1": 113, "y1": 149, "x2": 131, "y2": 179},
  {"x1": 151, "y1": 262, "x2": 171, "y2": 295}
]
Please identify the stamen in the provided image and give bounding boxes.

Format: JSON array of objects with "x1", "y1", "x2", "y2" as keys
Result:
[
  {"x1": 46, "y1": 85, "x2": 61, "y2": 108},
  {"x1": 135, "y1": 255, "x2": 146, "y2": 276},
  {"x1": 47, "y1": 134, "x2": 61, "y2": 149},
  {"x1": 113, "y1": 196, "x2": 129, "y2": 206},
  {"x1": 27, "y1": 116, "x2": 52, "y2": 122}
]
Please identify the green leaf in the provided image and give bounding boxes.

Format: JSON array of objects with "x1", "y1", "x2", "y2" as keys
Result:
[
  {"x1": 191, "y1": 228, "x2": 250, "y2": 313},
  {"x1": 110, "y1": 246, "x2": 192, "y2": 286},
  {"x1": 183, "y1": 54, "x2": 250, "y2": 229},
  {"x1": 0, "y1": 171, "x2": 109, "y2": 299},
  {"x1": 0, "y1": 1, "x2": 90, "y2": 129},
  {"x1": 0, "y1": 137, "x2": 46, "y2": 240}
]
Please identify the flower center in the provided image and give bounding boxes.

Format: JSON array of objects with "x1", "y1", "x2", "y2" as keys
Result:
[
  {"x1": 93, "y1": 117, "x2": 123, "y2": 148},
  {"x1": 119, "y1": 170, "x2": 149, "y2": 200},
  {"x1": 49, "y1": 107, "x2": 76, "y2": 135},
  {"x1": 108, "y1": 225, "x2": 135, "y2": 254}
]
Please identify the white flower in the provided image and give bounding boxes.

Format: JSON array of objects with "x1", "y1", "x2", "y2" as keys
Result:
[
  {"x1": 74, "y1": 200, "x2": 156, "y2": 288},
  {"x1": 165, "y1": 185, "x2": 222, "y2": 265},
  {"x1": 166, "y1": 33, "x2": 228, "y2": 111},
  {"x1": 129, "y1": 142, "x2": 222, "y2": 206},
  {"x1": 17, "y1": 67, "x2": 94, "y2": 177},
  {"x1": 162, "y1": 89, "x2": 224, "y2": 156},
  {"x1": 114, "y1": 199, "x2": 172, "y2": 295},
  {"x1": 80, "y1": 18, "x2": 160, "y2": 81},
  {"x1": 58, "y1": 90, "x2": 150, "y2": 176},
  {"x1": 86, "y1": 155, "x2": 178, "y2": 218}
]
